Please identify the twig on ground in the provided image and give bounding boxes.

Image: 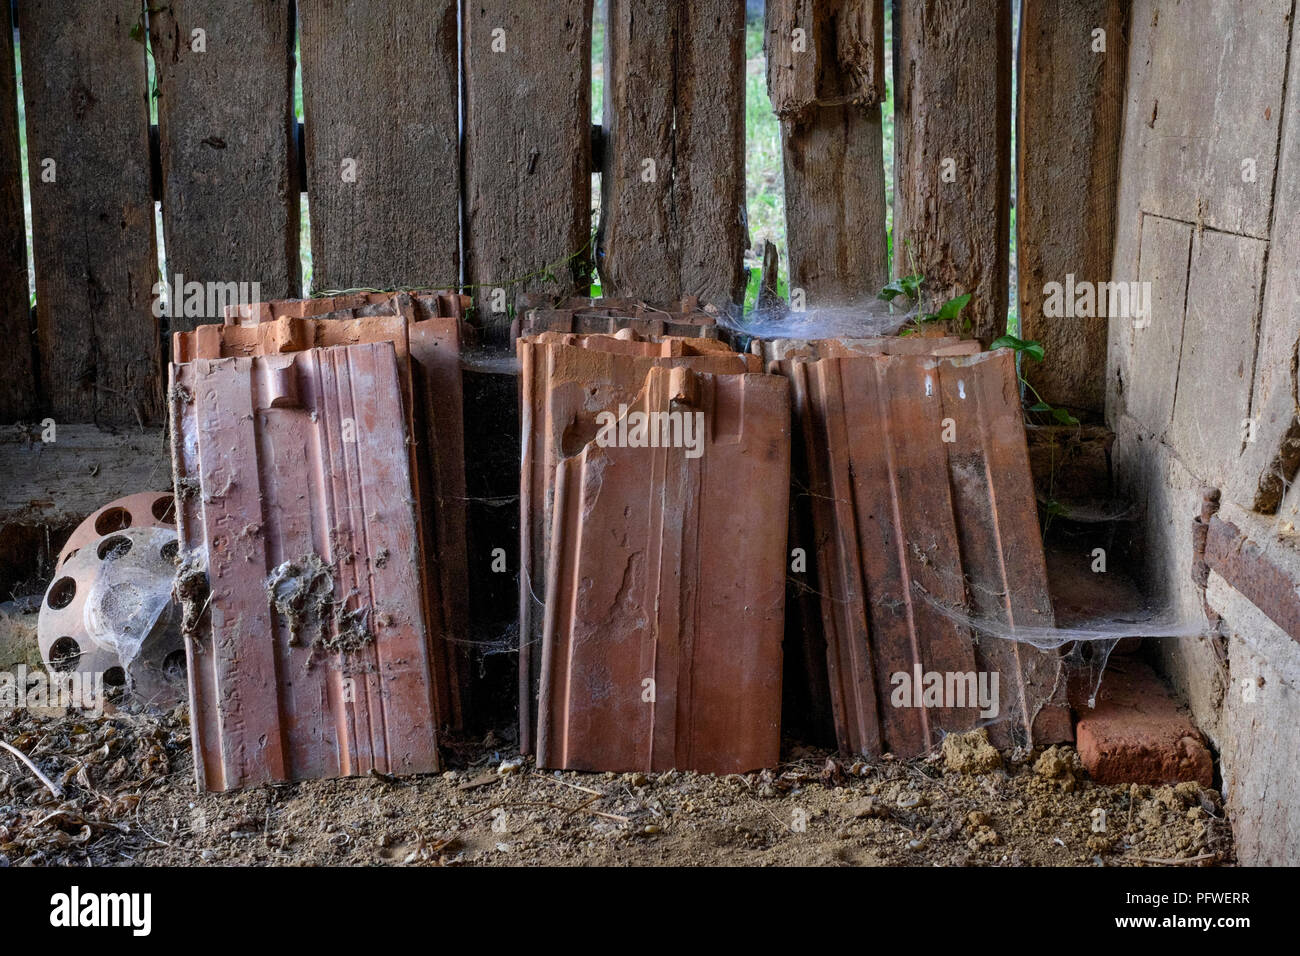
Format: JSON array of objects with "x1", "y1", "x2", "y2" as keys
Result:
[
  {"x1": 0, "y1": 739, "x2": 64, "y2": 799},
  {"x1": 1125, "y1": 851, "x2": 1219, "y2": 866},
  {"x1": 531, "y1": 772, "x2": 603, "y2": 796}
]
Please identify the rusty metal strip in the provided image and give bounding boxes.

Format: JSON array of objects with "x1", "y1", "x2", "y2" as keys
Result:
[
  {"x1": 1204, "y1": 514, "x2": 1300, "y2": 644},
  {"x1": 536, "y1": 367, "x2": 789, "y2": 773},
  {"x1": 171, "y1": 343, "x2": 441, "y2": 790},
  {"x1": 786, "y1": 348, "x2": 1062, "y2": 758},
  {"x1": 516, "y1": 333, "x2": 759, "y2": 753}
]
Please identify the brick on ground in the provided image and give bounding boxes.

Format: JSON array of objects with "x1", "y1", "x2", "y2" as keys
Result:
[{"x1": 1075, "y1": 659, "x2": 1213, "y2": 786}]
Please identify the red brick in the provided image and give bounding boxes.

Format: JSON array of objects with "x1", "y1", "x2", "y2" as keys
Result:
[{"x1": 1075, "y1": 660, "x2": 1213, "y2": 786}]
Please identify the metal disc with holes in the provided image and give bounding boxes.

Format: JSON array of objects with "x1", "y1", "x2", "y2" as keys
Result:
[
  {"x1": 56, "y1": 491, "x2": 177, "y2": 572},
  {"x1": 39, "y1": 526, "x2": 187, "y2": 708}
]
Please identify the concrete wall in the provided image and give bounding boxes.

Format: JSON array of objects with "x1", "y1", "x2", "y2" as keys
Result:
[{"x1": 1106, "y1": 0, "x2": 1300, "y2": 864}]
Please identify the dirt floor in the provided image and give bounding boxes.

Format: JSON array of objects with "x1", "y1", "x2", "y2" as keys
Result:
[{"x1": 0, "y1": 704, "x2": 1234, "y2": 867}]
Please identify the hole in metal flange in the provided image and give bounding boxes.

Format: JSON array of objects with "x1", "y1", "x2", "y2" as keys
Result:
[
  {"x1": 152, "y1": 495, "x2": 176, "y2": 523},
  {"x1": 161, "y1": 540, "x2": 179, "y2": 563},
  {"x1": 94, "y1": 507, "x2": 132, "y2": 535},
  {"x1": 49, "y1": 637, "x2": 81, "y2": 671},
  {"x1": 98, "y1": 535, "x2": 133, "y2": 561},
  {"x1": 47, "y1": 577, "x2": 76, "y2": 609},
  {"x1": 103, "y1": 666, "x2": 126, "y2": 688},
  {"x1": 162, "y1": 650, "x2": 187, "y2": 681}
]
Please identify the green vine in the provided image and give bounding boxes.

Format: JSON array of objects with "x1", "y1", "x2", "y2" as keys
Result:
[
  {"x1": 989, "y1": 333, "x2": 1080, "y2": 426},
  {"x1": 878, "y1": 241, "x2": 973, "y2": 335}
]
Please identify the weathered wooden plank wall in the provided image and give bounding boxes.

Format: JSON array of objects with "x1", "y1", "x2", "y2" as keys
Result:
[
  {"x1": 0, "y1": 2, "x2": 1137, "y2": 422},
  {"x1": 299, "y1": 0, "x2": 459, "y2": 291},
  {"x1": 892, "y1": 0, "x2": 1012, "y2": 345},
  {"x1": 767, "y1": 0, "x2": 888, "y2": 308},
  {"x1": 0, "y1": 0, "x2": 32, "y2": 420},
  {"x1": 18, "y1": 0, "x2": 161, "y2": 426},
  {"x1": 1017, "y1": 0, "x2": 1128, "y2": 414},
  {"x1": 151, "y1": 0, "x2": 300, "y2": 333},
  {"x1": 598, "y1": 0, "x2": 747, "y2": 308},
  {"x1": 463, "y1": 1, "x2": 593, "y2": 333}
]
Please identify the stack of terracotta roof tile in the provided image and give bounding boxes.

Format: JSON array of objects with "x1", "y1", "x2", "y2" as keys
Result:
[
  {"x1": 512, "y1": 294, "x2": 721, "y2": 340},
  {"x1": 519, "y1": 329, "x2": 790, "y2": 773},
  {"x1": 761, "y1": 338, "x2": 1072, "y2": 758},
  {"x1": 169, "y1": 291, "x2": 469, "y2": 791}
]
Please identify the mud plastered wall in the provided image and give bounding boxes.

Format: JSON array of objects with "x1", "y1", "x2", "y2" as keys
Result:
[{"x1": 1106, "y1": 0, "x2": 1300, "y2": 864}]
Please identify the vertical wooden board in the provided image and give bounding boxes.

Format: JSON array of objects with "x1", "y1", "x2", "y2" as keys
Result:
[
  {"x1": 781, "y1": 104, "x2": 888, "y2": 307},
  {"x1": 1229, "y1": 13, "x2": 1300, "y2": 514},
  {"x1": 1017, "y1": 0, "x2": 1128, "y2": 414},
  {"x1": 151, "y1": 0, "x2": 300, "y2": 333},
  {"x1": 769, "y1": 1, "x2": 886, "y2": 306},
  {"x1": 765, "y1": 0, "x2": 820, "y2": 117},
  {"x1": 598, "y1": 0, "x2": 676, "y2": 301},
  {"x1": 299, "y1": 0, "x2": 459, "y2": 291},
  {"x1": 19, "y1": 1, "x2": 160, "y2": 425},
  {"x1": 1117, "y1": 0, "x2": 1288, "y2": 240},
  {"x1": 765, "y1": 0, "x2": 884, "y2": 116},
  {"x1": 599, "y1": 0, "x2": 746, "y2": 308},
  {"x1": 892, "y1": 0, "x2": 1011, "y2": 345},
  {"x1": 1124, "y1": 214, "x2": 1191, "y2": 435},
  {"x1": 1169, "y1": 229, "x2": 1267, "y2": 486},
  {"x1": 463, "y1": 1, "x2": 593, "y2": 333},
  {"x1": 675, "y1": 0, "x2": 746, "y2": 307},
  {"x1": 0, "y1": 0, "x2": 33, "y2": 421}
]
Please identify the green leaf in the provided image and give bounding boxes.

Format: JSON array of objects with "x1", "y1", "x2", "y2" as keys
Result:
[
  {"x1": 879, "y1": 273, "x2": 925, "y2": 302},
  {"x1": 1052, "y1": 407, "x2": 1080, "y2": 425},
  {"x1": 934, "y1": 293, "x2": 971, "y2": 321},
  {"x1": 130, "y1": 21, "x2": 144, "y2": 42},
  {"x1": 990, "y1": 333, "x2": 1045, "y2": 363},
  {"x1": 1029, "y1": 401, "x2": 1052, "y2": 412}
]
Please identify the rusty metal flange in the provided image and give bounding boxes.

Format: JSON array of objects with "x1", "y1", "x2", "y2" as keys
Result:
[
  {"x1": 39, "y1": 526, "x2": 187, "y2": 708},
  {"x1": 55, "y1": 491, "x2": 177, "y2": 572}
]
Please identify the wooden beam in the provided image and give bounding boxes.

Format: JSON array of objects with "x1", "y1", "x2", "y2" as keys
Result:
[
  {"x1": 1017, "y1": 0, "x2": 1128, "y2": 414},
  {"x1": 769, "y1": 1, "x2": 887, "y2": 307},
  {"x1": 892, "y1": 0, "x2": 1011, "y2": 345},
  {"x1": 598, "y1": 0, "x2": 747, "y2": 308},
  {"x1": 18, "y1": 0, "x2": 161, "y2": 425},
  {"x1": 299, "y1": 0, "x2": 459, "y2": 292},
  {"x1": 463, "y1": 1, "x2": 593, "y2": 338},
  {"x1": 151, "y1": 0, "x2": 301, "y2": 334}
]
